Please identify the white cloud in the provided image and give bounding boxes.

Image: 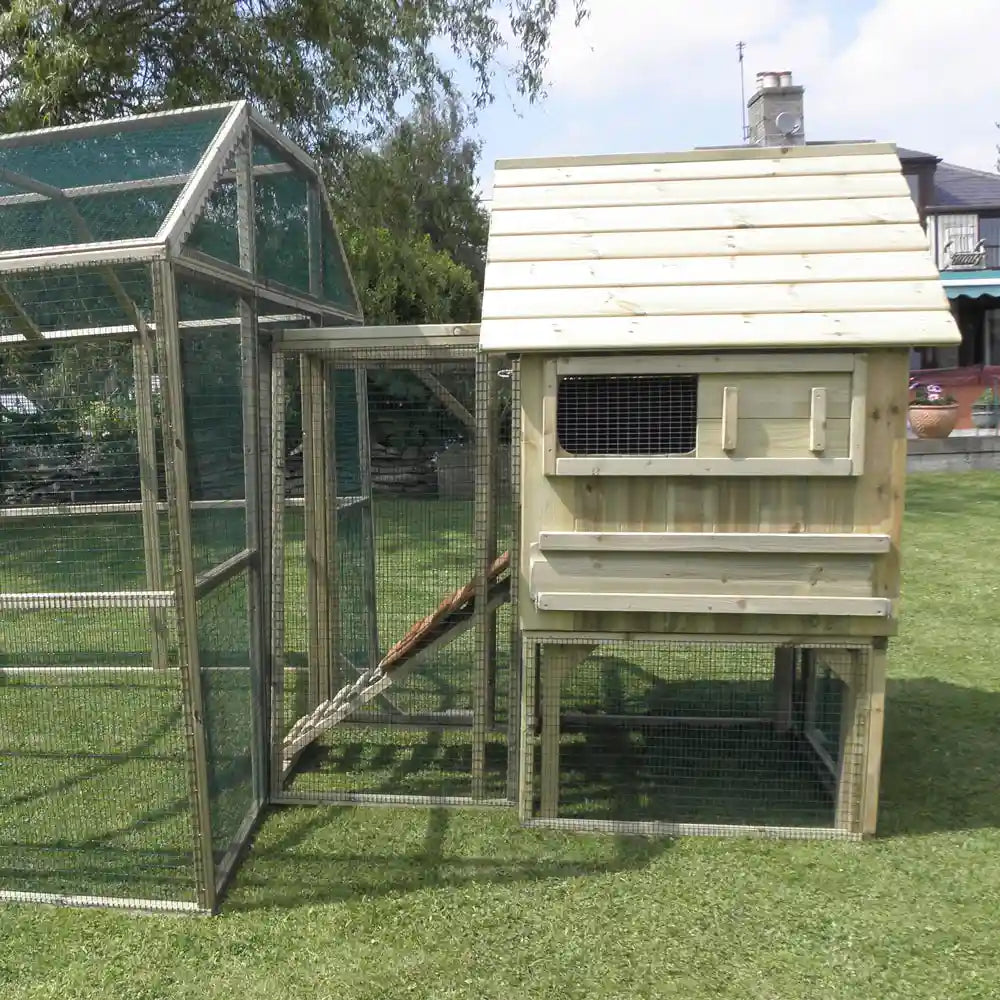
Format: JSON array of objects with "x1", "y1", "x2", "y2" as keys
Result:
[
  {"x1": 529, "y1": 0, "x2": 999, "y2": 171},
  {"x1": 544, "y1": 0, "x2": 796, "y2": 103}
]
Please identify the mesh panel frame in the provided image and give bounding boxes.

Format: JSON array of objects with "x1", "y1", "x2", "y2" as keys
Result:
[
  {"x1": 273, "y1": 344, "x2": 513, "y2": 807},
  {"x1": 0, "y1": 295, "x2": 204, "y2": 911},
  {"x1": 519, "y1": 634, "x2": 873, "y2": 839}
]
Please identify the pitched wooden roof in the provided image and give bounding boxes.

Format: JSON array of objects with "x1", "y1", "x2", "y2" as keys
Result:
[{"x1": 479, "y1": 142, "x2": 959, "y2": 353}]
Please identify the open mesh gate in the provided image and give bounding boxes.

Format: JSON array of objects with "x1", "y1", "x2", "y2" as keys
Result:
[{"x1": 271, "y1": 340, "x2": 517, "y2": 806}]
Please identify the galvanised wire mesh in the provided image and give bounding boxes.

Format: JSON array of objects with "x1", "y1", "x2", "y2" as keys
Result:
[
  {"x1": 0, "y1": 109, "x2": 231, "y2": 252},
  {"x1": 277, "y1": 347, "x2": 510, "y2": 804},
  {"x1": 0, "y1": 264, "x2": 153, "y2": 342},
  {"x1": 196, "y1": 571, "x2": 255, "y2": 879},
  {"x1": 521, "y1": 637, "x2": 869, "y2": 837},
  {"x1": 556, "y1": 373, "x2": 698, "y2": 456},
  {"x1": 252, "y1": 138, "x2": 310, "y2": 296},
  {"x1": 0, "y1": 312, "x2": 202, "y2": 909},
  {"x1": 186, "y1": 152, "x2": 240, "y2": 267},
  {"x1": 176, "y1": 278, "x2": 247, "y2": 576}
]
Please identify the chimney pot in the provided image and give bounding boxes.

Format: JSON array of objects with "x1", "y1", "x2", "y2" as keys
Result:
[{"x1": 747, "y1": 69, "x2": 806, "y2": 147}]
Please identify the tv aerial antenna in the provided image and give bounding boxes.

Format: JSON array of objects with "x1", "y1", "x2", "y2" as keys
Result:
[{"x1": 737, "y1": 41, "x2": 748, "y2": 143}]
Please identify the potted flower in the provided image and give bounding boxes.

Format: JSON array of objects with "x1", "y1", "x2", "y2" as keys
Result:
[
  {"x1": 908, "y1": 381, "x2": 959, "y2": 438},
  {"x1": 971, "y1": 387, "x2": 1000, "y2": 430}
]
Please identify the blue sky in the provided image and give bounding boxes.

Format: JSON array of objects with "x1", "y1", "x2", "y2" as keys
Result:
[{"x1": 465, "y1": 0, "x2": 999, "y2": 198}]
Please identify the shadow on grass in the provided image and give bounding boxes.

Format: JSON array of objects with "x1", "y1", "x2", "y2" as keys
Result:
[
  {"x1": 226, "y1": 805, "x2": 670, "y2": 912},
  {"x1": 877, "y1": 677, "x2": 1000, "y2": 837}
]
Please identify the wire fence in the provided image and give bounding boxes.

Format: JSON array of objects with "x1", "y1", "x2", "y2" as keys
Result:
[
  {"x1": 520, "y1": 637, "x2": 870, "y2": 838},
  {"x1": 275, "y1": 346, "x2": 512, "y2": 804},
  {"x1": 0, "y1": 311, "x2": 202, "y2": 909}
]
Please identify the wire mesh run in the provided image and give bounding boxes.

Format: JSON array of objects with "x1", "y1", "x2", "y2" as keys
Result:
[
  {"x1": 0, "y1": 331, "x2": 201, "y2": 910},
  {"x1": 520, "y1": 637, "x2": 871, "y2": 838},
  {"x1": 275, "y1": 347, "x2": 512, "y2": 805}
]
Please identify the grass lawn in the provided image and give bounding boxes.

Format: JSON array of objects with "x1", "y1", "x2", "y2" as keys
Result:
[{"x1": 1, "y1": 471, "x2": 1000, "y2": 998}]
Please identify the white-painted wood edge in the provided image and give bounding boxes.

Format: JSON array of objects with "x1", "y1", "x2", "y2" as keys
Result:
[
  {"x1": 536, "y1": 531, "x2": 892, "y2": 554},
  {"x1": 485, "y1": 224, "x2": 932, "y2": 263},
  {"x1": 279, "y1": 323, "x2": 481, "y2": 351},
  {"x1": 484, "y1": 251, "x2": 939, "y2": 292},
  {"x1": 533, "y1": 592, "x2": 893, "y2": 616},
  {"x1": 481, "y1": 280, "x2": 944, "y2": 320},
  {"x1": 158, "y1": 101, "x2": 248, "y2": 252},
  {"x1": 491, "y1": 151, "x2": 901, "y2": 187},
  {"x1": 0, "y1": 240, "x2": 165, "y2": 274},
  {"x1": 0, "y1": 890, "x2": 206, "y2": 913},
  {"x1": 494, "y1": 140, "x2": 897, "y2": 171},
  {"x1": 490, "y1": 172, "x2": 906, "y2": 211},
  {"x1": 0, "y1": 591, "x2": 175, "y2": 610},
  {"x1": 487, "y1": 197, "x2": 918, "y2": 237},
  {"x1": 478, "y1": 312, "x2": 959, "y2": 352}
]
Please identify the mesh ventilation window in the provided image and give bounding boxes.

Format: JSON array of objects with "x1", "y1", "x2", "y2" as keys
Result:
[{"x1": 556, "y1": 374, "x2": 697, "y2": 456}]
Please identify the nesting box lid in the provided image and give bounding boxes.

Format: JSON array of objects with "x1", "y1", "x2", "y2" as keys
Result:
[{"x1": 479, "y1": 142, "x2": 959, "y2": 353}]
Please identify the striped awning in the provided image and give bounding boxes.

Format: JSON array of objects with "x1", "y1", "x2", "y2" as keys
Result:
[{"x1": 941, "y1": 270, "x2": 1000, "y2": 300}]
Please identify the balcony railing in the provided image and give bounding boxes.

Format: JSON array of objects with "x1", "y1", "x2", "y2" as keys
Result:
[{"x1": 941, "y1": 240, "x2": 1000, "y2": 271}]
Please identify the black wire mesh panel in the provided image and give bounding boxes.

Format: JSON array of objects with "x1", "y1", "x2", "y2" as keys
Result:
[
  {"x1": 522, "y1": 637, "x2": 870, "y2": 837},
  {"x1": 0, "y1": 320, "x2": 202, "y2": 909},
  {"x1": 277, "y1": 347, "x2": 510, "y2": 804},
  {"x1": 556, "y1": 373, "x2": 698, "y2": 456}
]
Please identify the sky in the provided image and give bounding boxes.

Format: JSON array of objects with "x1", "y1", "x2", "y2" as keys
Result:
[{"x1": 469, "y1": 0, "x2": 999, "y2": 200}]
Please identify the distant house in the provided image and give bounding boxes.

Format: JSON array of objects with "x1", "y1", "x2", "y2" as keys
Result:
[{"x1": 899, "y1": 148, "x2": 1000, "y2": 371}]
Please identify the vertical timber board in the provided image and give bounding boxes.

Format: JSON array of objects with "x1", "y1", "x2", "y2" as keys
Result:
[
  {"x1": 473, "y1": 352, "x2": 498, "y2": 798},
  {"x1": 237, "y1": 128, "x2": 269, "y2": 810},
  {"x1": 132, "y1": 329, "x2": 169, "y2": 670},
  {"x1": 301, "y1": 353, "x2": 325, "y2": 707},
  {"x1": 322, "y1": 358, "x2": 341, "y2": 698},
  {"x1": 861, "y1": 639, "x2": 888, "y2": 836},
  {"x1": 153, "y1": 260, "x2": 217, "y2": 912},
  {"x1": 772, "y1": 644, "x2": 795, "y2": 732},
  {"x1": 506, "y1": 356, "x2": 523, "y2": 803},
  {"x1": 538, "y1": 643, "x2": 593, "y2": 819},
  {"x1": 835, "y1": 646, "x2": 867, "y2": 834},
  {"x1": 269, "y1": 354, "x2": 287, "y2": 798},
  {"x1": 354, "y1": 364, "x2": 381, "y2": 670},
  {"x1": 519, "y1": 355, "x2": 576, "y2": 633},
  {"x1": 855, "y1": 350, "x2": 906, "y2": 607}
]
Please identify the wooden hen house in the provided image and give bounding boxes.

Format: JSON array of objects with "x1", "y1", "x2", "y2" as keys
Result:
[{"x1": 479, "y1": 141, "x2": 960, "y2": 838}]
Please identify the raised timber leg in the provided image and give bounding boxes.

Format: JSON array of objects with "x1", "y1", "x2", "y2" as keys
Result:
[
  {"x1": 517, "y1": 638, "x2": 537, "y2": 823},
  {"x1": 772, "y1": 644, "x2": 795, "y2": 733},
  {"x1": 835, "y1": 647, "x2": 867, "y2": 834},
  {"x1": 861, "y1": 640, "x2": 888, "y2": 837},
  {"x1": 302, "y1": 355, "x2": 340, "y2": 709},
  {"x1": 538, "y1": 644, "x2": 592, "y2": 820}
]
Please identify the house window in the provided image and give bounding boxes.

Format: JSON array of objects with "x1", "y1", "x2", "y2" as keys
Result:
[
  {"x1": 556, "y1": 374, "x2": 698, "y2": 455},
  {"x1": 937, "y1": 213, "x2": 979, "y2": 268},
  {"x1": 979, "y1": 217, "x2": 1000, "y2": 269}
]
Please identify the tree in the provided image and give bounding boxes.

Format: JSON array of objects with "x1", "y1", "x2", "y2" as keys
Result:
[
  {"x1": 0, "y1": 1, "x2": 588, "y2": 154},
  {"x1": 332, "y1": 95, "x2": 490, "y2": 284}
]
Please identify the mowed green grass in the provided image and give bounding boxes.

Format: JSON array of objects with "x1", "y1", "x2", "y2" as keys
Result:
[{"x1": 1, "y1": 473, "x2": 999, "y2": 998}]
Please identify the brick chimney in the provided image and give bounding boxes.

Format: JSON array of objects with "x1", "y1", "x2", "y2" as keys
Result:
[{"x1": 747, "y1": 71, "x2": 805, "y2": 146}]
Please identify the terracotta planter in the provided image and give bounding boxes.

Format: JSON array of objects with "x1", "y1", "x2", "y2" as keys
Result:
[{"x1": 908, "y1": 404, "x2": 959, "y2": 439}]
